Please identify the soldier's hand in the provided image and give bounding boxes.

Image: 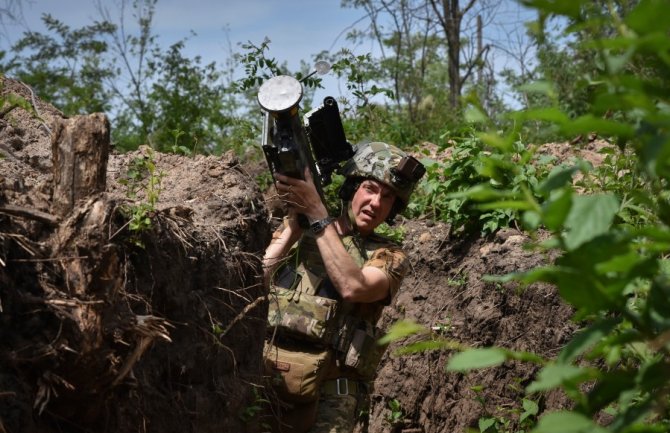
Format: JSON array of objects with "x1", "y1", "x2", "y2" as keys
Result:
[{"x1": 275, "y1": 169, "x2": 328, "y2": 221}]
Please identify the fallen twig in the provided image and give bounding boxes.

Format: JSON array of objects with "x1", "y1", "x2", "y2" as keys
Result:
[{"x1": 0, "y1": 205, "x2": 59, "y2": 226}]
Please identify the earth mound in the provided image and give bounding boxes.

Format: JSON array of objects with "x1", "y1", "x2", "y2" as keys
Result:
[{"x1": 0, "y1": 76, "x2": 270, "y2": 433}]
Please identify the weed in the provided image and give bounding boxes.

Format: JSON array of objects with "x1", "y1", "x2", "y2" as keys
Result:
[
  {"x1": 407, "y1": 133, "x2": 552, "y2": 237},
  {"x1": 471, "y1": 386, "x2": 538, "y2": 433},
  {"x1": 0, "y1": 81, "x2": 39, "y2": 121},
  {"x1": 376, "y1": 222, "x2": 406, "y2": 243},
  {"x1": 385, "y1": 398, "x2": 403, "y2": 426},
  {"x1": 239, "y1": 386, "x2": 271, "y2": 429},
  {"x1": 255, "y1": 171, "x2": 273, "y2": 193},
  {"x1": 118, "y1": 147, "x2": 165, "y2": 241},
  {"x1": 432, "y1": 317, "x2": 452, "y2": 336},
  {"x1": 168, "y1": 129, "x2": 193, "y2": 156},
  {"x1": 447, "y1": 274, "x2": 467, "y2": 287}
]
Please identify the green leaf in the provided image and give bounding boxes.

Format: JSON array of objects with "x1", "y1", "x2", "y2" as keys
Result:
[
  {"x1": 522, "y1": 210, "x2": 542, "y2": 230},
  {"x1": 446, "y1": 348, "x2": 508, "y2": 372},
  {"x1": 479, "y1": 132, "x2": 514, "y2": 152},
  {"x1": 563, "y1": 115, "x2": 635, "y2": 139},
  {"x1": 517, "y1": 80, "x2": 557, "y2": 98},
  {"x1": 477, "y1": 200, "x2": 535, "y2": 211},
  {"x1": 563, "y1": 194, "x2": 619, "y2": 251},
  {"x1": 541, "y1": 189, "x2": 572, "y2": 231},
  {"x1": 523, "y1": 107, "x2": 570, "y2": 124},
  {"x1": 395, "y1": 339, "x2": 459, "y2": 355},
  {"x1": 526, "y1": 364, "x2": 592, "y2": 393},
  {"x1": 538, "y1": 166, "x2": 578, "y2": 196},
  {"x1": 479, "y1": 417, "x2": 496, "y2": 432},
  {"x1": 557, "y1": 318, "x2": 620, "y2": 363},
  {"x1": 531, "y1": 411, "x2": 608, "y2": 433},
  {"x1": 626, "y1": 0, "x2": 670, "y2": 34},
  {"x1": 521, "y1": 398, "x2": 539, "y2": 420},
  {"x1": 448, "y1": 185, "x2": 511, "y2": 201},
  {"x1": 644, "y1": 277, "x2": 670, "y2": 329},
  {"x1": 378, "y1": 320, "x2": 427, "y2": 345},
  {"x1": 586, "y1": 370, "x2": 637, "y2": 414},
  {"x1": 603, "y1": 48, "x2": 634, "y2": 74},
  {"x1": 465, "y1": 104, "x2": 488, "y2": 123}
]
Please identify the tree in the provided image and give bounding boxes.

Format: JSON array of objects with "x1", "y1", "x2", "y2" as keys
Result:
[
  {"x1": 9, "y1": 14, "x2": 116, "y2": 115},
  {"x1": 0, "y1": 0, "x2": 26, "y2": 37},
  {"x1": 143, "y1": 40, "x2": 228, "y2": 154},
  {"x1": 7, "y1": 0, "x2": 254, "y2": 154},
  {"x1": 343, "y1": 0, "x2": 498, "y2": 113},
  {"x1": 95, "y1": 0, "x2": 159, "y2": 149},
  {"x1": 428, "y1": 0, "x2": 491, "y2": 110}
]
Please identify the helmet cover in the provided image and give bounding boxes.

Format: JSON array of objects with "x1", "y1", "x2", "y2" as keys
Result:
[{"x1": 340, "y1": 142, "x2": 422, "y2": 211}]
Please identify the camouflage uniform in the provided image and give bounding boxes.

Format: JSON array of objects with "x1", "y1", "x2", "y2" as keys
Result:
[
  {"x1": 265, "y1": 141, "x2": 422, "y2": 433},
  {"x1": 310, "y1": 393, "x2": 358, "y2": 433},
  {"x1": 266, "y1": 229, "x2": 408, "y2": 433}
]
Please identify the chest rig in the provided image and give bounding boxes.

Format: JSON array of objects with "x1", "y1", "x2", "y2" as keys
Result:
[{"x1": 268, "y1": 232, "x2": 390, "y2": 378}]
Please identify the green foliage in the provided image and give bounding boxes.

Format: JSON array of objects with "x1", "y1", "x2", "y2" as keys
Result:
[
  {"x1": 407, "y1": 132, "x2": 553, "y2": 236},
  {"x1": 436, "y1": 1, "x2": 670, "y2": 432},
  {"x1": 375, "y1": 222, "x2": 405, "y2": 243},
  {"x1": 0, "y1": 79, "x2": 38, "y2": 120},
  {"x1": 234, "y1": 37, "x2": 286, "y2": 91},
  {"x1": 234, "y1": 38, "x2": 324, "y2": 104},
  {"x1": 118, "y1": 147, "x2": 164, "y2": 238},
  {"x1": 385, "y1": 398, "x2": 403, "y2": 426},
  {"x1": 432, "y1": 316, "x2": 453, "y2": 336},
  {"x1": 9, "y1": 14, "x2": 116, "y2": 115},
  {"x1": 168, "y1": 129, "x2": 192, "y2": 156},
  {"x1": 324, "y1": 46, "x2": 460, "y2": 148},
  {"x1": 469, "y1": 387, "x2": 540, "y2": 433},
  {"x1": 254, "y1": 171, "x2": 273, "y2": 194},
  {"x1": 239, "y1": 387, "x2": 270, "y2": 425},
  {"x1": 143, "y1": 40, "x2": 228, "y2": 153},
  {"x1": 325, "y1": 48, "x2": 427, "y2": 147},
  {"x1": 329, "y1": 49, "x2": 393, "y2": 109},
  {"x1": 7, "y1": 1, "x2": 260, "y2": 156}
]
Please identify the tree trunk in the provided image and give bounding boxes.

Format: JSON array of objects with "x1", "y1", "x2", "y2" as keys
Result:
[{"x1": 51, "y1": 113, "x2": 110, "y2": 217}]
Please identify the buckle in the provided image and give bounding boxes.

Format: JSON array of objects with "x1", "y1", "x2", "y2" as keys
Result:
[{"x1": 336, "y1": 378, "x2": 349, "y2": 395}]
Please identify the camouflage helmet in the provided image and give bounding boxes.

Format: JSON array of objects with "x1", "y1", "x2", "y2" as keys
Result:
[{"x1": 339, "y1": 142, "x2": 425, "y2": 219}]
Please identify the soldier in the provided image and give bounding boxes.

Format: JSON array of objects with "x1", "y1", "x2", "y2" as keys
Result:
[{"x1": 263, "y1": 142, "x2": 425, "y2": 433}]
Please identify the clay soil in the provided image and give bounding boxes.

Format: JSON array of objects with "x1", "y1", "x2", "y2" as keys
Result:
[{"x1": 1, "y1": 76, "x2": 580, "y2": 433}]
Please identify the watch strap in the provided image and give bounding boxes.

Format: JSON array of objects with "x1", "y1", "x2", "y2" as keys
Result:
[{"x1": 310, "y1": 216, "x2": 334, "y2": 235}]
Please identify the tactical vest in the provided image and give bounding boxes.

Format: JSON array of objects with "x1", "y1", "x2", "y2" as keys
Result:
[{"x1": 267, "y1": 232, "x2": 393, "y2": 379}]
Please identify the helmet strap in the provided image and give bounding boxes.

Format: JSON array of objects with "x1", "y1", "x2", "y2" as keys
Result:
[{"x1": 341, "y1": 200, "x2": 359, "y2": 235}]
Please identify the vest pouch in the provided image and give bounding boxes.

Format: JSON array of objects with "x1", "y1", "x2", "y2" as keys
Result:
[
  {"x1": 264, "y1": 340, "x2": 332, "y2": 403},
  {"x1": 339, "y1": 318, "x2": 386, "y2": 379},
  {"x1": 268, "y1": 287, "x2": 339, "y2": 345}
]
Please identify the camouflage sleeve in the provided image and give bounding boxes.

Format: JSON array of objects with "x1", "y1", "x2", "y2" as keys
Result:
[{"x1": 364, "y1": 246, "x2": 409, "y2": 304}]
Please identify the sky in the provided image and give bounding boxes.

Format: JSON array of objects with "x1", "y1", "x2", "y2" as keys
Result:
[{"x1": 3, "y1": 0, "x2": 538, "y2": 106}]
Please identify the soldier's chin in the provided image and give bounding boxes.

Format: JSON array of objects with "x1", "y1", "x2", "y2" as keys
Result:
[{"x1": 356, "y1": 218, "x2": 376, "y2": 235}]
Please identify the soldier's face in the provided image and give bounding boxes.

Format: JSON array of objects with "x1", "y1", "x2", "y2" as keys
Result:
[{"x1": 351, "y1": 179, "x2": 396, "y2": 235}]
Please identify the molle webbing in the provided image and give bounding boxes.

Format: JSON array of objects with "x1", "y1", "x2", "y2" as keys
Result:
[
  {"x1": 269, "y1": 231, "x2": 398, "y2": 378},
  {"x1": 292, "y1": 234, "x2": 368, "y2": 297},
  {"x1": 267, "y1": 287, "x2": 339, "y2": 345}
]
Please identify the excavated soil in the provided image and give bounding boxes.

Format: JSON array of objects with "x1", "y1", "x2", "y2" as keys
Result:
[
  {"x1": 1, "y1": 75, "x2": 582, "y2": 433},
  {"x1": 0, "y1": 76, "x2": 270, "y2": 433},
  {"x1": 361, "y1": 224, "x2": 575, "y2": 433}
]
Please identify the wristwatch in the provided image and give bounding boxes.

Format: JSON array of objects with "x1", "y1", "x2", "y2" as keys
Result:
[{"x1": 310, "y1": 216, "x2": 334, "y2": 235}]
